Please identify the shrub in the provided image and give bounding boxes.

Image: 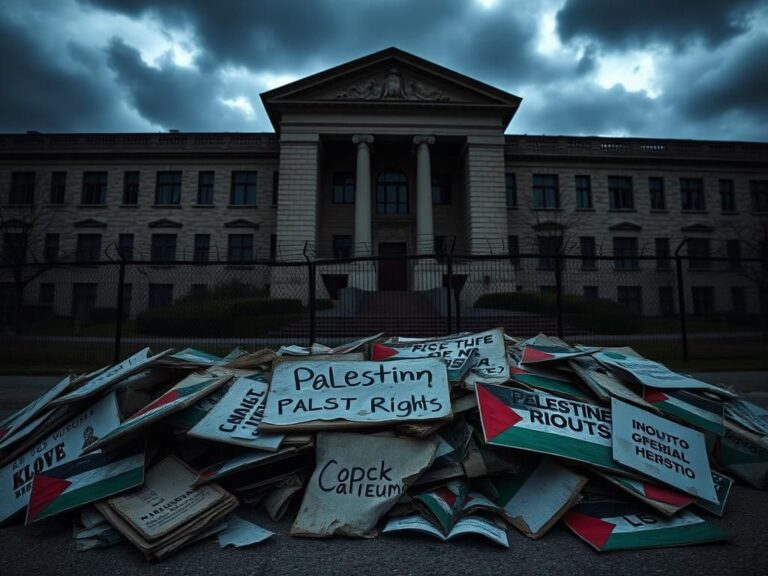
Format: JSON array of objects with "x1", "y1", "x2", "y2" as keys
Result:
[
  {"x1": 88, "y1": 307, "x2": 119, "y2": 324},
  {"x1": 231, "y1": 298, "x2": 303, "y2": 316}
]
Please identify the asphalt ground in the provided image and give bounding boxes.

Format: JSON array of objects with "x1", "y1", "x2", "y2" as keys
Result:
[{"x1": 0, "y1": 373, "x2": 766, "y2": 576}]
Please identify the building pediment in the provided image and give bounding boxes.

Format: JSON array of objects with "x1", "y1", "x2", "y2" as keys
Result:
[
  {"x1": 681, "y1": 223, "x2": 714, "y2": 233},
  {"x1": 224, "y1": 219, "x2": 259, "y2": 229},
  {"x1": 74, "y1": 218, "x2": 107, "y2": 228},
  {"x1": 609, "y1": 221, "x2": 642, "y2": 232},
  {"x1": 148, "y1": 218, "x2": 182, "y2": 228}
]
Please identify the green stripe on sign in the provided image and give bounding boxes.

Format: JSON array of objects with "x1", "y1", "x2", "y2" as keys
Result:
[
  {"x1": 656, "y1": 402, "x2": 723, "y2": 435},
  {"x1": 601, "y1": 521, "x2": 729, "y2": 551}
]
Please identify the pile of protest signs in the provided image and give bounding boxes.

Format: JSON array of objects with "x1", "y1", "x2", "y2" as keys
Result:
[{"x1": 1, "y1": 329, "x2": 765, "y2": 560}]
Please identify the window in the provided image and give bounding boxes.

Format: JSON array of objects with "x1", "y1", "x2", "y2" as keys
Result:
[
  {"x1": 228, "y1": 234, "x2": 254, "y2": 262},
  {"x1": 681, "y1": 178, "x2": 705, "y2": 211},
  {"x1": 655, "y1": 238, "x2": 670, "y2": 269},
  {"x1": 151, "y1": 234, "x2": 177, "y2": 263},
  {"x1": 332, "y1": 172, "x2": 355, "y2": 204},
  {"x1": 194, "y1": 234, "x2": 210, "y2": 263},
  {"x1": 687, "y1": 238, "x2": 711, "y2": 270},
  {"x1": 538, "y1": 236, "x2": 562, "y2": 270},
  {"x1": 76, "y1": 234, "x2": 102, "y2": 263},
  {"x1": 39, "y1": 283, "x2": 55, "y2": 306},
  {"x1": 608, "y1": 176, "x2": 634, "y2": 210},
  {"x1": 1, "y1": 233, "x2": 27, "y2": 265},
  {"x1": 659, "y1": 286, "x2": 675, "y2": 316},
  {"x1": 583, "y1": 286, "x2": 598, "y2": 300},
  {"x1": 230, "y1": 171, "x2": 257, "y2": 205},
  {"x1": 118, "y1": 234, "x2": 134, "y2": 261},
  {"x1": 508, "y1": 235, "x2": 520, "y2": 268},
  {"x1": 44, "y1": 233, "x2": 59, "y2": 263},
  {"x1": 148, "y1": 284, "x2": 173, "y2": 309},
  {"x1": 613, "y1": 237, "x2": 639, "y2": 270},
  {"x1": 376, "y1": 171, "x2": 408, "y2": 214},
  {"x1": 50, "y1": 172, "x2": 66, "y2": 204},
  {"x1": 505, "y1": 173, "x2": 518, "y2": 208},
  {"x1": 81, "y1": 171, "x2": 107, "y2": 205},
  {"x1": 71, "y1": 283, "x2": 97, "y2": 320},
  {"x1": 617, "y1": 286, "x2": 642, "y2": 315},
  {"x1": 726, "y1": 239, "x2": 741, "y2": 269},
  {"x1": 432, "y1": 173, "x2": 451, "y2": 205},
  {"x1": 720, "y1": 179, "x2": 735, "y2": 212},
  {"x1": 575, "y1": 175, "x2": 592, "y2": 209},
  {"x1": 580, "y1": 236, "x2": 596, "y2": 269},
  {"x1": 272, "y1": 171, "x2": 279, "y2": 206},
  {"x1": 333, "y1": 235, "x2": 352, "y2": 259},
  {"x1": 155, "y1": 171, "x2": 181, "y2": 205},
  {"x1": 197, "y1": 171, "x2": 214, "y2": 205},
  {"x1": 123, "y1": 171, "x2": 139, "y2": 204},
  {"x1": 691, "y1": 286, "x2": 715, "y2": 316},
  {"x1": 270, "y1": 234, "x2": 277, "y2": 262},
  {"x1": 649, "y1": 177, "x2": 665, "y2": 210},
  {"x1": 751, "y1": 180, "x2": 768, "y2": 212},
  {"x1": 533, "y1": 174, "x2": 559, "y2": 209},
  {"x1": 731, "y1": 287, "x2": 746, "y2": 313},
  {"x1": 9, "y1": 172, "x2": 35, "y2": 204}
]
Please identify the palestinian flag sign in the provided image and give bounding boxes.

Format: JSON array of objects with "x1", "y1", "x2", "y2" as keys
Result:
[
  {"x1": 475, "y1": 383, "x2": 622, "y2": 472},
  {"x1": 163, "y1": 380, "x2": 233, "y2": 430},
  {"x1": 508, "y1": 364, "x2": 593, "y2": 402},
  {"x1": 83, "y1": 372, "x2": 231, "y2": 453},
  {"x1": 712, "y1": 428, "x2": 768, "y2": 489},
  {"x1": 519, "y1": 343, "x2": 591, "y2": 365},
  {"x1": 25, "y1": 441, "x2": 144, "y2": 524},
  {"x1": 596, "y1": 471, "x2": 695, "y2": 516},
  {"x1": 563, "y1": 498, "x2": 728, "y2": 552},
  {"x1": 194, "y1": 446, "x2": 301, "y2": 486},
  {"x1": 642, "y1": 387, "x2": 725, "y2": 435},
  {"x1": 694, "y1": 471, "x2": 734, "y2": 517}
]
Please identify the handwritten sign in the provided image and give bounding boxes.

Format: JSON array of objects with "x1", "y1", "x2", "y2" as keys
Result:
[
  {"x1": 611, "y1": 398, "x2": 718, "y2": 503},
  {"x1": 261, "y1": 359, "x2": 450, "y2": 431}
]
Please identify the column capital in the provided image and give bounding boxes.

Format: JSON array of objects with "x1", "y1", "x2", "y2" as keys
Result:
[
  {"x1": 413, "y1": 135, "x2": 435, "y2": 146},
  {"x1": 352, "y1": 134, "x2": 374, "y2": 146}
]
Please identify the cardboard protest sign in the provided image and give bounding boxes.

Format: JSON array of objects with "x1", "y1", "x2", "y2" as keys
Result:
[
  {"x1": 475, "y1": 383, "x2": 621, "y2": 472},
  {"x1": 169, "y1": 348, "x2": 224, "y2": 366},
  {"x1": 291, "y1": 432, "x2": 437, "y2": 538},
  {"x1": 0, "y1": 409, "x2": 58, "y2": 452},
  {"x1": 84, "y1": 372, "x2": 231, "y2": 453},
  {"x1": 195, "y1": 446, "x2": 306, "y2": 486},
  {"x1": 509, "y1": 363, "x2": 593, "y2": 402},
  {"x1": 694, "y1": 471, "x2": 733, "y2": 517},
  {"x1": 277, "y1": 333, "x2": 383, "y2": 356},
  {"x1": 261, "y1": 359, "x2": 451, "y2": 431},
  {"x1": 568, "y1": 356, "x2": 655, "y2": 410},
  {"x1": 611, "y1": 398, "x2": 718, "y2": 503},
  {"x1": 52, "y1": 347, "x2": 172, "y2": 405},
  {"x1": 725, "y1": 399, "x2": 768, "y2": 436},
  {"x1": 188, "y1": 374, "x2": 285, "y2": 450},
  {"x1": 25, "y1": 440, "x2": 145, "y2": 524},
  {"x1": 0, "y1": 393, "x2": 121, "y2": 523},
  {"x1": 415, "y1": 421, "x2": 473, "y2": 485},
  {"x1": 163, "y1": 381, "x2": 233, "y2": 430},
  {"x1": 0, "y1": 375, "x2": 71, "y2": 444},
  {"x1": 382, "y1": 514, "x2": 509, "y2": 547},
  {"x1": 563, "y1": 496, "x2": 729, "y2": 552},
  {"x1": 643, "y1": 387, "x2": 725, "y2": 435},
  {"x1": 520, "y1": 342, "x2": 591, "y2": 365},
  {"x1": 713, "y1": 428, "x2": 768, "y2": 489},
  {"x1": 595, "y1": 471, "x2": 695, "y2": 516},
  {"x1": 495, "y1": 457, "x2": 587, "y2": 539},
  {"x1": 371, "y1": 329, "x2": 509, "y2": 387}
]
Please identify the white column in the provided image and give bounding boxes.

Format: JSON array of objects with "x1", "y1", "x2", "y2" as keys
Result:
[
  {"x1": 352, "y1": 134, "x2": 374, "y2": 257},
  {"x1": 414, "y1": 135, "x2": 435, "y2": 255}
]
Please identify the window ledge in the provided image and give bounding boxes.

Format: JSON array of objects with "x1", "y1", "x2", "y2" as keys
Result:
[
  {"x1": 151, "y1": 204, "x2": 182, "y2": 209},
  {"x1": 78, "y1": 204, "x2": 108, "y2": 208},
  {"x1": 650, "y1": 209, "x2": 668, "y2": 213},
  {"x1": 608, "y1": 209, "x2": 636, "y2": 212},
  {"x1": 2, "y1": 203, "x2": 35, "y2": 207},
  {"x1": 681, "y1": 210, "x2": 707, "y2": 214},
  {"x1": 119, "y1": 204, "x2": 140, "y2": 208},
  {"x1": 227, "y1": 204, "x2": 257, "y2": 209},
  {"x1": 575, "y1": 208, "x2": 595, "y2": 212},
  {"x1": 193, "y1": 204, "x2": 216, "y2": 208},
  {"x1": 720, "y1": 211, "x2": 739, "y2": 215},
  {"x1": 532, "y1": 207, "x2": 563, "y2": 211},
  {"x1": 226, "y1": 264, "x2": 255, "y2": 270},
  {"x1": 149, "y1": 264, "x2": 177, "y2": 269}
]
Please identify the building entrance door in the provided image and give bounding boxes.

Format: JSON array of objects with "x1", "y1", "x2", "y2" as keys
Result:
[{"x1": 378, "y1": 242, "x2": 407, "y2": 291}]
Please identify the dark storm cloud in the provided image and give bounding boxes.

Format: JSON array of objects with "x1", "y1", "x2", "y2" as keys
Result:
[{"x1": 557, "y1": 0, "x2": 762, "y2": 50}]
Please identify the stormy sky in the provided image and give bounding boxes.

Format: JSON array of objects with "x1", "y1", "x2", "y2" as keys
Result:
[{"x1": 1, "y1": 0, "x2": 766, "y2": 141}]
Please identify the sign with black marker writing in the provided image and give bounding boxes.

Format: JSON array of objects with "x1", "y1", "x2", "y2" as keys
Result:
[{"x1": 261, "y1": 359, "x2": 450, "y2": 430}]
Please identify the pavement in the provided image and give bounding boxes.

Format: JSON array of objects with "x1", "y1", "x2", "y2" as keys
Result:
[{"x1": 0, "y1": 372, "x2": 766, "y2": 576}]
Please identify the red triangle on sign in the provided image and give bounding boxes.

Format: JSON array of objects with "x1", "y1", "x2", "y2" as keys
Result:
[
  {"x1": 371, "y1": 343, "x2": 399, "y2": 361},
  {"x1": 130, "y1": 390, "x2": 180, "y2": 419},
  {"x1": 26, "y1": 473, "x2": 72, "y2": 524},
  {"x1": 643, "y1": 483, "x2": 695, "y2": 507},
  {"x1": 521, "y1": 346, "x2": 556, "y2": 364},
  {"x1": 643, "y1": 388, "x2": 669, "y2": 403},
  {"x1": 563, "y1": 511, "x2": 616, "y2": 551},
  {"x1": 476, "y1": 384, "x2": 523, "y2": 441}
]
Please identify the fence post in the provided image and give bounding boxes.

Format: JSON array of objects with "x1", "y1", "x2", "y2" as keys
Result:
[
  {"x1": 446, "y1": 252, "x2": 453, "y2": 335},
  {"x1": 303, "y1": 243, "x2": 316, "y2": 347},
  {"x1": 114, "y1": 258, "x2": 126, "y2": 364},
  {"x1": 674, "y1": 239, "x2": 689, "y2": 362},
  {"x1": 555, "y1": 251, "x2": 564, "y2": 340}
]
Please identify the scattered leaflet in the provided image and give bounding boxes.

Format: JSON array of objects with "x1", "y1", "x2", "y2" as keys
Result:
[
  {"x1": 217, "y1": 515, "x2": 274, "y2": 548},
  {"x1": 382, "y1": 514, "x2": 508, "y2": 547}
]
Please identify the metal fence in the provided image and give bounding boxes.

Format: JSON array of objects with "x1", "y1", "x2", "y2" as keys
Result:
[{"x1": 1, "y1": 251, "x2": 765, "y2": 370}]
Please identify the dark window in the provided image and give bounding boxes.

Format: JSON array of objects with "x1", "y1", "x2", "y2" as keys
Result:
[
  {"x1": 44, "y1": 233, "x2": 59, "y2": 263},
  {"x1": 155, "y1": 171, "x2": 181, "y2": 205},
  {"x1": 9, "y1": 172, "x2": 35, "y2": 204},
  {"x1": 118, "y1": 233, "x2": 134, "y2": 261},
  {"x1": 687, "y1": 238, "x2": 711, "y2": 270},
  {"x1": 39, "y1": 283, "x2": 55, "y2": 306},
  {"x1": 613, "y1": 237, "x2": 639, "y2": 270},
  {"x1": 71, "y1": 283, "x2": 97, "y2": 320},
  {"x1": 194, "y1": 234, "x2": 210, "y2": 263},
  {"x1": 538, "y1": 236, "x2": 562, "y2": 270},
  {"x1": 1, "y1": 233, "x2": 27, "y2": 265},
  {"x1": 726, "y1": 239, "x2": 741, "y2": 269},
  {"x1": 332, "y1": 172, "x2": 355, "y2": 204},
  {"x1": 617, "y1": 286, "x2": 642, "y2": 315},
  {"x1": 649, "y1": 177, "x2": 665, "y2": 210},
  {"x1": 376, "y1": 171, "x2": 408, "y2": 214},
  {"x1": 82, "y1": 171, "x2": 107, "y2": 205},
  {"x1": 533, "y1": 174, "x2": 559, "y2": 209},
  {"x1": 432, "y1": 173, "x2": 451, "y2": 205},
  {"x1": 228, "y1": 234, "x2": 254, "y2": 262},
  {"x1": 575, "y1": 175, "x2": 592, "y2": 209},
  {"x1": 655, "y1": 238, "x2": 670, "y2": 269},
  {"x1": 123, "y1": 171, "x2": 139, "y2": 204},
  {"x1": 270, "y1": 234, "x2": 277, "y2": 262},
  {"x1": 76, "y1": 234, "x2": 101, "y2": 263},
  {"x1": 148, "y1": 284, "x2": 173, "y2": 309},
  {"x1": 272, "y1": 171, "x2": 279, "y2": 206},
  {"x1": 751, "y1": 180, "x2": 768, "y2": 212},
  {"x1": 608, "y1": 176, "x2": 634, "y2": 210},
  {"x1": 731, "y1": 286, "x2": 746, "y2": 313},
  {"x1": 197, "y1": 171, "x2": 214, "y2": 204},
  {"x1": 659, "y1": 286, "x2": 675, "y2": 315},
  {"x1": 50, "y1": 172, "x2": 66, "y2": 204},
  {"x1": 434, "y1": 235, "x2": 446, "y2": 255},
  {"x1": 580, "y1": 236, "x2": 596, "y2": 269},
  {"x1": 508, "y1": 235, "x2": 520, "y2": 267},
  {"x1": 720, "y1": 179, "x2": 735, "y2": 212},
  {"x1": 230, "y1": 171, "x2": 258, "y2": 205},
  {"x1": 332, "y1": 235, "x2": 352, "y2": 259},
  {"x1": 151, "y1": 234, "x2": 177, "y2": 263},
  {"x1": 691, "y1": 286, "x2": 715, "y2": 315},
  {"x1": 583, "y1": 286, "x2": 598, "y2": 300},
  {"x1": 681, "y1": 178, "x2": 706, "y2": 211},
  {"x1": 505, "y1": 173, "x2": 518, "y2": 208}
]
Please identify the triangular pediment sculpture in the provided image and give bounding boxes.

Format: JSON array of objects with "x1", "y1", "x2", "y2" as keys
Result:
[
  {"x1": 609, "y1": 222, "x2": 642, "y2": 232},
  {"x1": 224, "y1": 219, "x2": 259, "y2": 229},
  {"x1": 74, "y1": 218, "x2": 107, "y2": 228},
  {"x1": 148, "y1": 219, "x2": 182, "y2": 228},
  {"x1": 681, "y1": 223, "x2": 714, "y2": 233}
]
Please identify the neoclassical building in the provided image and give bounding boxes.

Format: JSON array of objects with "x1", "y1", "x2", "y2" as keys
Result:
[{"x1": 1, "y1": 48, "x2": 767, "y2": 319}]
